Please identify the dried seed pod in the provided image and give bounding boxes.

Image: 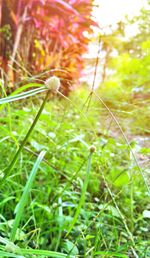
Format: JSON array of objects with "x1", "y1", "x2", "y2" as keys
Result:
[{"x1": 89, "y1": 145, "x2": 96, "y2": 153}]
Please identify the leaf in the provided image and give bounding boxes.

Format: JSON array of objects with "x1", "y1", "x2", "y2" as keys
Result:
[
  {"x1": 0, "y1": 87, "x2": 47, "y2": 105},
  {"x1": 54, "y1": 0, "x2": 79, "y2": 15},
  {"x1": 62, "y1": 240, "x2": 79, "y2": 256},
  {"x1": 11, "y1": 83, "x2": 44, "y2": 95},
  {"x1": 10, "y1": 151, "x2": 46, "y2": 241},
  {"x1": 20, "y1": 248, "x2": 76, "y2": 257},
  {"x1": 98, "y1": 204, "x2": 121, "y2": 218}
]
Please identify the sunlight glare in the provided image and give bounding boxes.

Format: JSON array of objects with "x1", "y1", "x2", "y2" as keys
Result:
[{"x1": 93, "y1": 0, "x2": 147, "y2": 27}]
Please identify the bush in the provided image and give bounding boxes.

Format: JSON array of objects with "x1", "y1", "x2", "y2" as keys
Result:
[{"x1": 0, "y1": 0, "x2": 96, "y2": 95}]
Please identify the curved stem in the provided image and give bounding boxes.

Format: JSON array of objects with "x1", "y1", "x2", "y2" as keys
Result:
[{"x1": 0, "y1": 91, "x2": 50, "y2": 186}]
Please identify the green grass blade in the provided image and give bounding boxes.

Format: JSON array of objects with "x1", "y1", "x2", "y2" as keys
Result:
[
  {"x1": 0, "y1": 86, "x2": 47, "y2": 105},
  {"x1": 0, "y1": 236, "x2": 75, "y2": 257},
  {"x1": 10, "y1": 150, "x2": 46, "y2": 241},
  {"x1": 66, "y1": 153, "x2": 93, "y2": 236},
  {"x1": 94, "y1": 251, "x2": 128, "y2": 258},
  {"x1": 20, "y1": 248, "x2": 76, "y2": 257},
  {"x1": 11, "y1": 83, "x2": 44, "y2": 95},
  {"x1": 0, "y1": 251, "x2": 24, "y2": 257}
]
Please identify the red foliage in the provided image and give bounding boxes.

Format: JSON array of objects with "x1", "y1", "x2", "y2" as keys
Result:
[{"x1": 0, "y1": 0, "x2": 97, "y2": 94}]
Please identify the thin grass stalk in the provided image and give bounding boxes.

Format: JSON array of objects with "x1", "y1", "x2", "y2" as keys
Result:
[
  {"x1": 130, "y1": 171, "x2": 134, "y2": 233},
  {"x1": 7, "y1": 138, "x2": 70, "y2": 181},
  {"x1": 82, "y1": 34, "x2": 101, "y2": 111},
  {"x1": 101, "y1": 170, "x2": 139, "y2": 258},
  {"x1": 51, "y1": 159, "x2": 87, "y2": 203},
  {"x1": 94, "y1": 91, "x2": 150, "y2": 196},
  {"x1": 0, "y1": 90, "x2": 50, "y2": 186},
  {"x1": 58, "y1": 91, "x2": 98, "y2": 139},
  {"x1": 66, "y1": 152, "x2": 93, "y2": 236}
]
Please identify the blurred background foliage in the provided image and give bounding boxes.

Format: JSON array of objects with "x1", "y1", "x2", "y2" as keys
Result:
[
  {"x1": 0, "y1": 0, "x2": 96, "y2": 95},
  {"x1": 0, "y1": 0, "x2": 150, "y2": 133},
  {"x1": 98, "y1": 12, "x2": 150, "y2": 103}
]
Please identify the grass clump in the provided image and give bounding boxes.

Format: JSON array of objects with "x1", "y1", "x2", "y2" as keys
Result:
[{"x1": 0, "y1": 85, "x2": 149, "y2": 257}]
